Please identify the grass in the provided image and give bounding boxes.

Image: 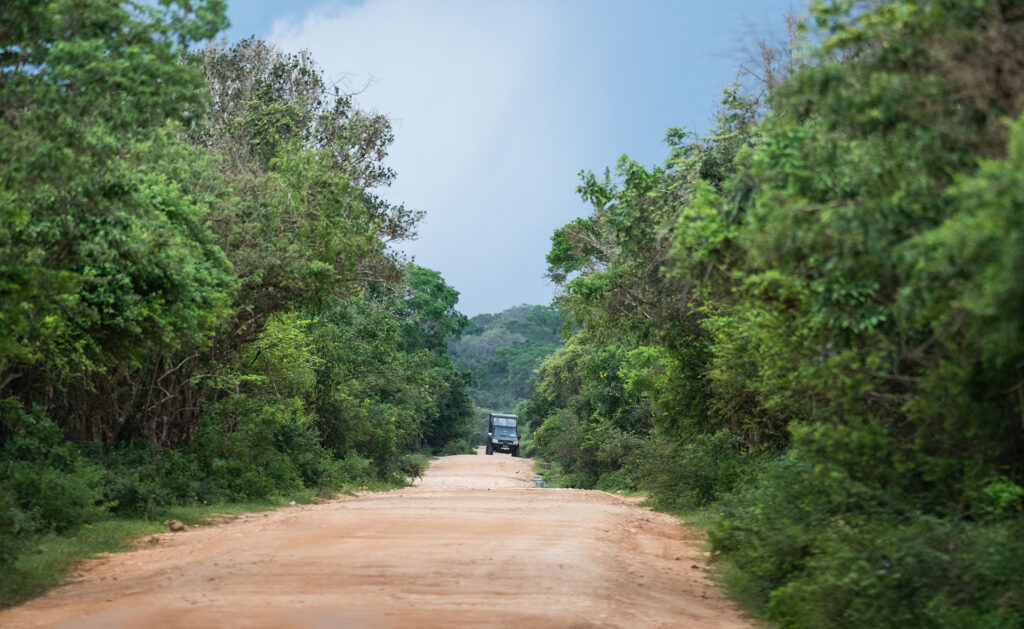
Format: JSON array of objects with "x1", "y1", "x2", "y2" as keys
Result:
[
  {"x1": 531, "y1": 458, "x2": 562, "y2": 487},
  {"x1": 660, "y1": 504, "x2": 721, "y2": 530},
  {"x1": 4, "y1": 518, "x2": 166, "y2": 608}
]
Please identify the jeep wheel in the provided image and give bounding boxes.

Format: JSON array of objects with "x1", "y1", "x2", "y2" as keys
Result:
[{"x1": 486, "y1": 444, "x2": 493, "y2": 455}]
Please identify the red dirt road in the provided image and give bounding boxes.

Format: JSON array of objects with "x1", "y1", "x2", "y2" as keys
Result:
[{"x1": 0, "y1": 451, "x2": 752, "y2": 628}]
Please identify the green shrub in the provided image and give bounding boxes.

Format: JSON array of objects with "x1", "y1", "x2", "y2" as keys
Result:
[
  {"x1": 188, "y1": 395, "x2": 328, "y2": 500},
  {"x1": 559, "y1": 472, "x2": 595, "y2": 488},
  {"x1": 535, "y1": 406, "x2": 646, "y2": 489},
  {"x1": 90, "y1": 394, "x2": 356, "y2": 515},
  {"x1": 0, "y1": 488, "x2": 20, "y2": 564},
  {"x1": 336, "y1": 453, "x2": 373, "y2": 484},
  {"x1": 640, "y1": 430, "x2": 756, "y2": 513},
  {"x1": 0, "y1": 401, "x2": 105, "y2": 540},
  {"x1": 595, "y1": 469, "x2": 633, "y2": 492},
  {"x1": 517, "y1": 432, "x2": 540, "y2": 459},
  {"x1": 95, "y1": 455, "x2": 175, "y2": 518},
  {"x1": 396, "y1": 453, "x2": 431, "y2": 482},
  {"x1": 710, "y1": 449, "x2": 1024, "y2": 628},
  {"x1": 440, "y1": 439, "x2": 474, "y2": 456}
]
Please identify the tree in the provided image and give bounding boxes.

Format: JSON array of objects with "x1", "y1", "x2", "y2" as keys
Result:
[
  {"x1": 394, "y1": 264, "x2": 468, "y2": 355},
  {"x1": 185, "y1": 38, "x2": 421, "y2": 324},
  {"x1": 0, "y1": 1, "x2": 233, "y2": 445},
  {"x1": 529, "y1": 2, "x2": 1024, "y2": 623}
]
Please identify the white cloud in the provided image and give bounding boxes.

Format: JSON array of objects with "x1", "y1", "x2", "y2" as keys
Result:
[{"x1": 271, "y1": 0, "x2": 600, "y2": 315}]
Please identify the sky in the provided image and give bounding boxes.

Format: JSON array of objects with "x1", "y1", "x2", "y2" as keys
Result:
[{"x1": 222, "y1": 0, "x2": 800, "y2": 316}]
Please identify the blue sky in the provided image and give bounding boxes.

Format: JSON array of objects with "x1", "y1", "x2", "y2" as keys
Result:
[{"x1": 222, "y1": 0, "x2": 800, "y2": 316}]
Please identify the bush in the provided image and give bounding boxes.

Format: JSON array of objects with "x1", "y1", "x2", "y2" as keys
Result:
[
  {"x1": 594, "y1": 469, "x2": 633, "y2": 492},
  {"x1": 640, "y1": 429, "x2": 756, "y2": 513},
  {"x1": 440, "y1": 439, "x2": 474, "y2": 456},
  {"x1": 517, "y1": 432, "x2": 540, "y2": 459},
  {"x1": 187, "y1": 395, "x2": 330, "y2": 500},
  {"x1": 92, "y1": 394, "x2": 360, "y2": 517},
  {"x1": 0, "y1": 400, "x2": 105, "y2": 542},
  {"x1": 0, "y1": 489, "x2": 21, "y2": 564},
  {"x1": 94, "y1": 450, "x2": 177, "y2": 518},
  {"x1": 535, "y1": 406, "x2": 646, "y2": 489},
  {"x1": 396, "y1": 453, "x2": 431, "y2": 483},
  {"x1": 336, "y1": 453, "x2": 372, "y2": 484},
  {"x1": 710, "y1": 449, "x2": 1024, "y2": 628}
]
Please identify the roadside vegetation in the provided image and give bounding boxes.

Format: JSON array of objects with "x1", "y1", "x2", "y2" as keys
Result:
[
  {"x1": 522, "y1": 2, "x2": 1024, "y2": 626},
  {"x1": 450, "y1": 304, "x2": 562, "y2": 412},
  {"x1": 0, "y1": 1, "x2": 475, "y2": 606},
  {"x1": 4, "y1": 1, "x2": 1024, "y2": 626}
]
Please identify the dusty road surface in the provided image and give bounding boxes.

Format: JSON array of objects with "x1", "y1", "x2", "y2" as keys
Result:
[{"x1": 0, "y1": 450, "x2": 751, "y2": 628}]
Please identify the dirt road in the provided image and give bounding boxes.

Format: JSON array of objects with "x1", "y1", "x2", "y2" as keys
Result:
[{"x1": 0, "y1": 451, "x2": 751, "y2": 628}]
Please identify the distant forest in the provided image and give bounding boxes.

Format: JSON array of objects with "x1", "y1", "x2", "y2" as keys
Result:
[{"x1": 449, "y1": 305, "x2": 562, "y2": 412}]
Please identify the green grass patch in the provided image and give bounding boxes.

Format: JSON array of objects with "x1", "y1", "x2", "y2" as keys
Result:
[
  {"x1": 532, "y1": 458, "x2": 562, "y2": 487},
  {"x1": 3, "y1": 518, "x2": 165, "y2": 609}
]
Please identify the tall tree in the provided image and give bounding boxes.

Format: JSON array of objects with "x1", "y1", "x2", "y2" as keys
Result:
[{"x1": 0, "y1": 1, "x2": 232, "y2": 445}]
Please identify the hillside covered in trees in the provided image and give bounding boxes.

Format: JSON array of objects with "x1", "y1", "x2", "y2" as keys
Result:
[
  {"x1": 523, "y1": 1, "x2": 1024, "y2": 626},
  {"x1": 0, "y1": 2, "x2": 475, "y2": 602},
  {"x1": 449, "y1": 305, "x2": 561, "y2": 412}
]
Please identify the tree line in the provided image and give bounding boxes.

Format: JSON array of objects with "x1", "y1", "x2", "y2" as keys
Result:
[
  {"x1": 449, "y1": 304, "x2": 562, "y2": 412},
  {"x1": 0, "y1": 0, "x2": 475, "y2": 585},
  {"x1": 522, "y1": 1, "x2": 1024, "y2": 626}
]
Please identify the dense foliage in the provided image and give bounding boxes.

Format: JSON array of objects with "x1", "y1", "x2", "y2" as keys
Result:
[
  {"x1": 449, "y1": 304, "x2": 561, "y2": 411},
  {"x1": 525, "y1": 1, "x2": 1024, "y2": 626},
  {"x1": 0, "y1": 0, "x2": 474, "y2": 589}
]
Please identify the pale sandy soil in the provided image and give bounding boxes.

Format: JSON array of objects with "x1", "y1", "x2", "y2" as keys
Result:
[{"x1": 0, "y1": 449, "x2": 753, "y2": 628}]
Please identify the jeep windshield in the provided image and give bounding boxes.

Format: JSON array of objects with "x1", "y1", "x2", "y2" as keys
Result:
[{"x1": 493, "y1": 427, "x2": 516, "y2": 439}]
